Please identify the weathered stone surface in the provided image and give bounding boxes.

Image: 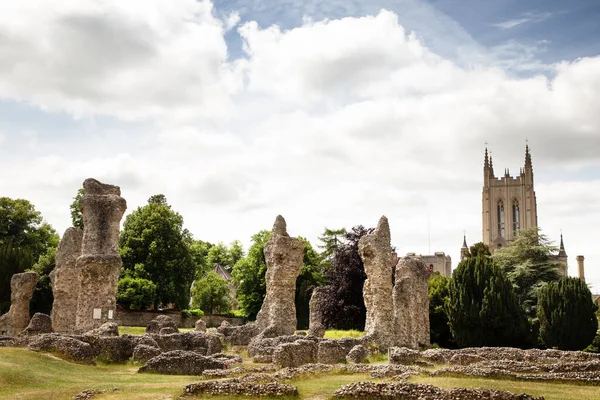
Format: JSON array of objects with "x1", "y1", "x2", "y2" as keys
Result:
[
  {"x1": 317, "y1": 340, "x2": 349, "y2": 364},
  {"x1": 393, "y1": 256, "x2": 431, "y2": 349},
  {"x1": 75, "y1": 178, "x2": 126, "y2": 332},
  {"x1": 248, "y1": 335, "x2": 304, "y2": 358},
  {"x1": 0, "y1": 271, "x2": 39, "y2": 336},
  {"x1": 50, "y1": 227, "x2": 83, "y2": 333},
  {"x1": 85, "y1": 322, "x2": 119, "y2": 337},
  {"x1": 74, "y1": 388, "x2": 119, "y2": 400},
  {"x1": 389, "y1": 347, "x2": 420, "y2": 365},
  {"x1": 160, "y1": 327, "x2": 178, "y2": 335},
  {"x1": 272, "y1": 339, "x2": 317, "y2": 368},
  {"x1": 183, "y1": 380, "x2": 298, "y2": 397},
  {"x1": 146, "y1": 315, "x2": 179, "y2": 334},
  {"x1": 151, "y1": 331, "x2": 222, "y2": 355},
  {"x1": 308, "y1": 286, "x2": 326, "y2": 338},
  {"x1": 255, "y1": 216, "x2": 304, "y2": 338},
  {"x1": 27, "y1": 333, "x2": 94, "y2": 363},
  {"x1": 79, "y1": 335, "x2": 135, "y2": 363},
  {"x1": 139, "y1": 350, "x2": 225, "y2": 375},
  {"x1": 133, "y1": 344, "x2": 162, "y2": 363},
  {"x1": 346, "y1": 344, "x2": 368, "y2": 364},
  {"x1": 227, "y1": 323, "x2": 260, "y2": 346},
  {"x1": 22, "y1": 313, "x2": 53, "y2": 335},
  {"x1": 358, "y1": 216, "x2": 394, "y2": 348},
  {"x1": 195, "y1": 319, "x2": 206, "y2": 332}
]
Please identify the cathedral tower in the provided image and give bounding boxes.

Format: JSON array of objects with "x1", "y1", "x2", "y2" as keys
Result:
[{"x1": 482, "y1": 146, "x2": 538, "y2": 252}]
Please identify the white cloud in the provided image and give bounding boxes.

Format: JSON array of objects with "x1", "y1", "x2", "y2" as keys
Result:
[
  {"x1": 1, "y1": 3, "x2": 600, "y2": 290},
  {"x1": 492, "y1": 11, "x2": 554, "y2": 30}
]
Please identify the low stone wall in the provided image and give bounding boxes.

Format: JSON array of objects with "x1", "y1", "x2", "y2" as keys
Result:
[{"x1": 114, "y1": 310, "x2": 244, "y2": 328}]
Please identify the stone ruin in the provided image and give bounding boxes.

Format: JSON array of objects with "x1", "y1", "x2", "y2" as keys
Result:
[
  {"x1": 254, "y1": 215, "x2": 304, "y2": 338},
  {"x1": 50, "y1": 227, "x2": 83, "y2": 333},
  {"x1": 307, "y1": 286, "x2": 326, "y2": 338},
  {"x1": 75, "y1": 178, "x2": 127, "y2": 332},
  {"x1": 0, "y1": 272, "x2": 39, "y2": 336},
  {"x1": 358, "y1": 215, "x2": 431, "y2": 349}
]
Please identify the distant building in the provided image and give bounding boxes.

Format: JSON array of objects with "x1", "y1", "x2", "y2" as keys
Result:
[{"x1": 405, "y1": 252, "x2": 451, "y2": 277}]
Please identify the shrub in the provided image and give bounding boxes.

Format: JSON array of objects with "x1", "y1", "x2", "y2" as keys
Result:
[
  {"x1": 181, "y1": 309, "x2": 204, "y2": 318},
  {"x1": 116, "y1": 277, "x2": 157, "y2": 310},
  {"x1": 447, "y1": 255, "x2": 530, "y2": 348},
  {"x1": 429, "y1": 272, "x2": 455, "y2": 348},
  {"x1": 538, "y1": 277, "x2": 598, "y2": 350},
  {"x1": 191, "y1": 271, "x2": 232, "y2": 314}
]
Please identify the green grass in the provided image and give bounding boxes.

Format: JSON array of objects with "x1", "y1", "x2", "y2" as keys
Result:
[
  {"x1": 323, "y1": 330, "x2": 366, "y2": 339},
  {"x1": 118, "y1": 326, "x2": 194, "y2": 335}
]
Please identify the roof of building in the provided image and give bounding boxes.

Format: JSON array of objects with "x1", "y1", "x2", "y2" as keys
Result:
[{"x1": 212, "y1": 264, "x2": 232, "y2": 281}]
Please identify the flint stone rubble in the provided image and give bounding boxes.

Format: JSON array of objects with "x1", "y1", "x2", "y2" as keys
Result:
[
  {"x1": 74, "y1": 388, "x2": 118, "y2": 400},
  {"x1": 273, "y1": 339, "x2": 318, "y2": 368},
  {"x1": 333, "y1": 382, "x2": 544, "y2": 400},
  {"x1": 308, "y1": 286, "x2": 326, "y2": 338},
  {"x1": 359, "y1": 216, "x2": 395, "y2": 348},
  {"x1": 194, "y1": 319, "x2": 206, "y2": 332},
  {"x1": 75, "y1": 179, "x2": 126, "y2": 332},
  {"x1": 139, "y1": 350, "x2": 225, "y2": 375},
  {"x1": 183, "y1": 380, "x2": 298, "y2": 398},
  {"x1": 22, "y1": 313, "x2": 53, "y2": 335},
  {"x1": 346, "y1": 344, "x2": 368, "y2": 364},
  {"x1": 394, "y1": 256, "x2": 431, "y2": 349},
  {"x1": 50, "y1": 227, "x2": 83, "y2": 333},
  {"x1": 255, "y1": 216, "x2": 304, "y2": 338},
  {"x1": 85, "y1": 322, "x2": 119, "y2": 337},
  {"x1": 133, "y1": 344, "x2": 162, "y2": 363},
  {"x1": 146, "y1": 315, "x2": 179, "y2": 334},
  {"x1": 27, "y1": 334, "x2": 95, "y2": 363},
  {"x1": 0, "y1": 272, "x2": 39, "y2": 336}
]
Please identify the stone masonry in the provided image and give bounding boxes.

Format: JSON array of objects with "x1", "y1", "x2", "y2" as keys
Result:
[
  {"x1": 394, "y1": 256, "x2": 431, "y2": 348},
  {"x1": 255, "y1": 215, "x2": 304, "y2": 338},
  {"x1": 358, "y1": 216, "x2": 395, "y2": 348},
  {"x1": 75, "y1": 178, "x2": 127, "y2": 332},
  {"x1": 50, "y1": 227, "x2": 83, "y2": 333},
  {"x1": 307, "y1": 286, "x2": 326, "y2": 338},
  {"x1": 0, "y1": 272, "x2": 39, "y2": 336}
]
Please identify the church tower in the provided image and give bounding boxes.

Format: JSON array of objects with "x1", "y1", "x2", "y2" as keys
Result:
[{"x1": 482, "y1": 146, "x2": 538, "y2": 252}]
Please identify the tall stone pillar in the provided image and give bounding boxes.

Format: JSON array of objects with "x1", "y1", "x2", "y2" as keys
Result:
[
  {"x1": 0, "y1": 272, "x2": 39, "y2": 336},
  {"x1": 50, "y1": 227, "x2": 83, "y2": 333},
  {"x1": 577, "y1": 255, "x2": 585, "y2": 281},
  {"x1": 75, "y1": 178, "x2": 126, "y2": 332},
  {"x1": 358, "y1": 216, "x2": 394, "y2": 348},
  {"x1": 393, "y1": 256, "x2": 431, "y2": 348},
  {"x1": 255, "y1": 215, "x2": 304, "y2": 338}
]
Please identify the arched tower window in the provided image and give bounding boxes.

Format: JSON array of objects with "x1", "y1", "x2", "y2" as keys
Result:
[
  {"x1": 512, "y1": 199, "x2": 520, "y2": 234},
  {"x1": 497, "y1": 199, "x2": 505, "y2": 237}
]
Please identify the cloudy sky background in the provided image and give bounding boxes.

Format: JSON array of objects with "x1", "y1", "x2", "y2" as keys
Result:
[{"x1": 1, "y1": 0, "x2": 599, "y2": 289}]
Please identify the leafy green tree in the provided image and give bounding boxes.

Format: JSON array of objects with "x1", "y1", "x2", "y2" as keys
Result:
[
  {"x1": 229, "y1": 240, "x2": 244, "y2": 267},
  {"x1": 295, "y1": 237, "x2": 326, "y2": 329},
  {"x1": 447, "y1": 255, "x2": 530, "y2": 348},
  {"x1": 492, "y1": 227, "x2": 562, "y2": 322},
  {"x1": 231, "y1": 230, "x2": 270, "y2": 320},
  {"x1": 29, "y1": 247, "x2": 56, "y2": 315},
  {"x1": 429, "y1": 272, "x2": 455, "y2": 348},
  {"x1": 467, "y1": 242, "x2": 490, "y2": 258},
  {"x1": 207, "y1": 242, "x2": 234, "y2": 270},
  {"x1": 537, "y1": 277, "x2": 598, "y2": 350},
  {"x1": 116, "y1": 277, "x2": 157, "y2": 310},
  {"x1": 0, "y1": 242, "x2": 34, "y2": 314},
  {"x1": 188, "y1": 239, "x2": 214, "y2": 277},
  {"x1": 0, "y1": 197, "x2": 59, "y2": 261},
  {"x1": 69, "y1": 188, "x2": 84, "y2": 229},
  {"x1": 319, "y1": 225, "x2": 373, "y2": 330},
  {"x1": 191, "y1": 271, "x2": 232, "y2": 314},
  {"x1": 119, "y1": 195, "x2": 195, "y2": 310},
  {"x1": 318, "y1": 227, "x2": 346, "y2": 262}
]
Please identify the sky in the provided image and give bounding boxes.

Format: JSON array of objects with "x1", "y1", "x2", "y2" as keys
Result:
[{"x1": 0, "y1": 0, "x2": 599, "y2": 290}]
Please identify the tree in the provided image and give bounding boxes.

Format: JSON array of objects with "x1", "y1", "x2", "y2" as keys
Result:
[
  {"x1": 318, "y1": 225, "x2": 373, "y2": 330},
  {"x1": 229, "y1": 240, "x2": 244, "y2": 267},
  {"x1": 191, "y1": 271, "x2": 232, "y2": 314},
  {"x1": 69, "y1": 188, "x2": 84, "y2": 229},
  {"x1": 318, "y1": 227, "x2": 346, "y2": 262},
  {"x1": 231, "y1": 230, "x2": 270, "y2": 320},
  {"x1": 537, "y1": 277, "x2": 598, "y2": 350},
  {"x1": 207, "y1": 242, "x2": 234, "y2": 270},
  {"x1": 492, "y1": 227, "x2": 562, "y2": 322},
  {"x1": 467, "y1": 242, "x2": 490, "y2": 258},
  {"x1": 119, "y1": 195, "x2": 195, "y2": 310},
  {"x1": 0, "y1": 242, "x2": 34, "y2": 314},
  {"x1": 295, "y1": 237, "x2": 326, "y2": 329},
  {"x1": 0, "y1": 197, "x2": 59, "y2": 261},
  {"x1": 29, "y1": 247, "x2": 56, "y2": 315},
  {"x1": 116, "y1": 277, "x2": 157, "y2": 310},
  {"x1": 429, "y1": 272, "x2": 455, "y2": 348},
  {"x1": 188, "y1": 239, "x2": 214, "y2": 277},
  {"x1": 447, "y1": 255, "x2": 530, "y2": 348}
]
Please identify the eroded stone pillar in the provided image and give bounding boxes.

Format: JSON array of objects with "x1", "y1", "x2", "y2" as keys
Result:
[
  {"x1": 0, "y1": 272, "x2": 39, "y2": 336},
  {"x1": 358, "y1": 216, "x2": 394, "y2": 348},
  {"x1": 393, "y1": 256, "x2": 431, "y2": 349},
  {"x1": 255, "y1": 215, "x2": 304, "y2": 338},
  {"x1": 75, "y1": 178, "x2": 126, "y2": 332},
  {"x1": 50, "y1": 227, "x2": 83, "y2": 333},
  {"x1": 308, "y1": 287, "x2": 326, "y2": 338}
]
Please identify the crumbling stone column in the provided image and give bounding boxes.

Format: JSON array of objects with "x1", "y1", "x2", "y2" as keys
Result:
[
  {"x1": 255, "y1": 215, "x2": 304, "y2": 338},
  {"x1": 358, "y1": 216, "x2": 394, "y2": 348},
  {"x1": 308, "y1": 287, "x2": 326, "y2": 338},
  {"x1": 75, "y1": 178, "x2": 127, "y2": 332},
  {"x1": 0, "y1": 272, "x2": 39, "y2": 336},
  {"x1": 50, "y1": 227, "x2": 83, "y2": 333},
  {"x1": 393, "y1": 256, "x2": 431, "y2": 349}
]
